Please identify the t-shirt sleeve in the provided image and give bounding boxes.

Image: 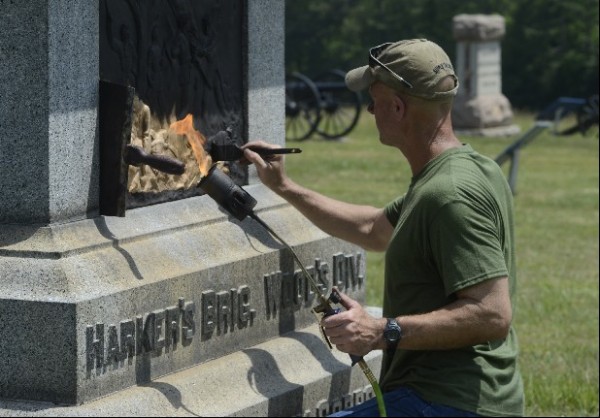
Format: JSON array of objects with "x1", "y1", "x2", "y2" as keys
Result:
[
  {"x1": 383, "y1": 195, "x2": 405, "y2": 227},
  {"x1": 430, "y1": 200, "x2": 509, "y2": 296}
]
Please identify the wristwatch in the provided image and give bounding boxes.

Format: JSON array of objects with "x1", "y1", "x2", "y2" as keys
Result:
[{"x1": 383, "y1": 318, "x2": 402, "y2": 351}]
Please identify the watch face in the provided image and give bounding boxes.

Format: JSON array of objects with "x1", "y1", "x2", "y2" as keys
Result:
[
  {"x1": 385, "y1": 329, "x2": 401, "y2": 342},
  {"x1": 385, "y1": 318, "x2": 402, "y2": 344}
]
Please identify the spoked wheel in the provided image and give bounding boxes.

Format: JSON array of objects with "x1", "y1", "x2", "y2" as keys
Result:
[
  {"x1": 285, "y1": 72, "x2": 322, "y2": 141},
  {"x1": 576, "y1": 94, "x2": 599, "y2": 135},
  {"x1": 314, "y1": 69, "x2": 362, "y2": 140}
]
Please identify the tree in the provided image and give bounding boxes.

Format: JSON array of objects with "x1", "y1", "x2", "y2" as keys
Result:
[{"x1": 285, "y1": 0, "x2": 599, "y2": 109}]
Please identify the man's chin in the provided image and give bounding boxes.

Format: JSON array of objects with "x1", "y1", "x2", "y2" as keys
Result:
[{"x1": 379, "y1": 136, "x2": 393, "y2": 146}]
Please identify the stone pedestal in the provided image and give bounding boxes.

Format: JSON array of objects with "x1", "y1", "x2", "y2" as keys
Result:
[
  {"x1": 0, "y1": 188, "x2": 379, "y2": 415},
  {"x1": 451, "y1": 14, "x2": 520, "y2": 136},
  {"x1": 0, "y1": 1, "x2": 381, "y2": 416},
  {"x1": 0, "y1": 319, "x2": 381, "y2": 417}
]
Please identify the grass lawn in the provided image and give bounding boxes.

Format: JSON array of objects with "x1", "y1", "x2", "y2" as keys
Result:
[{"x1": 284, "y1": 109, "x2": 599, "y2": 417}]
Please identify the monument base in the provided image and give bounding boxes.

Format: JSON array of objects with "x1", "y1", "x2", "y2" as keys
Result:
[
  {"x1": 0, "y1": 321, "x2": 382, "y2": 417},
  {"x1": 452, "y1": 94, "x2": 521, "y2": 137},
  {"x1": 1, "y1": 184, "x2": 380, "y2": 414},
  {"x1": 455, "y1": 125, "x2": 521, "y2": 137}
]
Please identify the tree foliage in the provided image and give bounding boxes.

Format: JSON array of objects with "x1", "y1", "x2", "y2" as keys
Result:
[{"x1": 285, "y1": 0, "x2": 599, "y2": 110}]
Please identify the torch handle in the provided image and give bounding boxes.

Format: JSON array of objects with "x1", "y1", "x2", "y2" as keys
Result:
[{"x1": 248, "y1": 147, "x2": 302, "y2": 156}]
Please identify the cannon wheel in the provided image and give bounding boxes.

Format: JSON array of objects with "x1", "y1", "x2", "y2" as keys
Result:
[
  {"x1": 285, "y1": 72, "x2": 322, "y2": 141},
  {"x1": 314, "y1": 69, "x2": 362, "y2": 140},
  {"x1": 576, "y1": 94, "x2": 599, "y2": 135}
]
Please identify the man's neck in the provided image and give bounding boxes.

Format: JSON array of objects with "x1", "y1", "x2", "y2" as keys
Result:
[{"x1": 403, "y1": 123, "x2": 461, "y2": 176}]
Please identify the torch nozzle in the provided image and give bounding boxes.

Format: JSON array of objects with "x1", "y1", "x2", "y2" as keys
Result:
[{"x1": 199, "y1": 165, "x2": 257, "y2": 221}]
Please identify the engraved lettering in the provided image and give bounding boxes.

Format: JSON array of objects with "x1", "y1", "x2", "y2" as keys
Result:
[
  {"x1": 152, "y1": 309, "x2": 166, "y2": 352},
  {"x1": 106, "y1": 324, "x2": 122, "y2": 365},
  {"x1": 333, "y1": 253, "x2": 346, "y2": 291},
  {"x1": 317, "y1": 259, "x2": 330, "y2": 294},
  {"x1": 316, "y1": 399, "x2": 329, "y2": 417},
  {"x1": 304, "y1": 264, "x2": 316, "y2": 304},
  {"x1": 165, "y1": 305, "x2": 180, "y2": 349},
  {"x1": 308, "y1": 385, "x2": 373, "y2": 417},
  {"x1": 263, "y1": 256, "x2": 345, "y2": 320},
  {"x1": 348, "y1": 252, "x2": 364, "y2": 290},
  {"x1": 181, "y1": 299, "x2": 195, "y2": 342},
  {"x1": 229, "y1": 288, "x2": 238, "y2": 329},
  {"x1": 295, "y1": 263, "x2": 323, "y2": 306},
  {"x1": 143, "y1": 312, "x2": 155, "y2": 351},
  {"x1": 120, "y1": 319, "x2": 136, "y2": 359},
  {"x1": 293, "y1": 270, "x2": 304, "y2": 305},
  {"x1": 202, "y1": 286, "x2": 254, "y2": 337},
  {"x1": 330, "y1": 399, "x2": 343, "y2": 414},
  {"x1": 85, "y1": 298, "x2": 197, "y2": 375},
  {"x1": 216, "y1": 291, "x2": 231, "y2": 334},
  {"x1": 135, "y1": 315, "x2": 144, "y2": 355},
  {"x1": 344, "y1": 254, "x2": 354, "y2": 289},
  {"x1": 86, "y1": 324, "x2": 104, "y2": 372},
  {"x1": 363, "y1": 383, "x2": 374, "y2": 400},
  {"x1": 353, "y1": 388, "x2": 364, "y2": 406},
  {"x1": 237, "y1": 285, "x2": 251, "y2": 327},
  {"x1": 281, "y1": 272, "x2": 295, "y2": 309},
  {"x1": 201, "y1": 290, "x2": 216, "y2": 337},
  {"x1": 264, "y1": 271, "x2": 282, "y2": 318}
]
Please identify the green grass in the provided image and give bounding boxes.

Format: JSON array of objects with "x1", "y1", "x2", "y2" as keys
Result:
[{"x1": 285, "y1": 109, "x2": 599, "y2": 417}]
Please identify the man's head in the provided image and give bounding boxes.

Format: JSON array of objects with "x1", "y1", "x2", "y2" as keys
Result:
[{"x1": 345, "y1": 39, "x2": 459, "y2": 101}]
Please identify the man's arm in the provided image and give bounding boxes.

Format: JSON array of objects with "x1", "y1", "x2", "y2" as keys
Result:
[
  {"x1": 243, "y1": 141, "x2": 394, "y2": 251},
  {"x1": 322, "y1": 276, "x2": 512, "y2": 356},
  {"x1": 394, "y1": 276, "x2": 512, "y2": 350}
]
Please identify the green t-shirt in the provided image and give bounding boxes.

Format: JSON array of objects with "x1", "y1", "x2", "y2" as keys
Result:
[{"x1": 381, "y1": 144, "x2": 524, "y2": 416}]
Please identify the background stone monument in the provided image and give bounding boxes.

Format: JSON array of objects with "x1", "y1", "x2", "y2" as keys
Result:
[
  {"x1": 0, "y1": 1, "x2": 380, "y2": 416},
  {"x1": 451, "y1": 14, "x2": 520, "y2": 136}
]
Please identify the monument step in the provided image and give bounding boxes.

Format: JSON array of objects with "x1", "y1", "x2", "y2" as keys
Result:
[
  {"x1": 0, "y1": 322, "x2": 383, "y2": 417},
  {"x1": 1, "y1": 188, "x2": 368, "y2": 405}
]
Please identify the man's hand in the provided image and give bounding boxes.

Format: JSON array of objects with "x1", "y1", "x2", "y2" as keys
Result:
[
  {"x1": 242, "y1": 141, "x2": 393, "y2": 252},
  {"x1": 241, "y1": 140, "x2": 289, "y2": 192},
  {"x1": 321, "y1": 289, "x2": 387, "y2": 357}
]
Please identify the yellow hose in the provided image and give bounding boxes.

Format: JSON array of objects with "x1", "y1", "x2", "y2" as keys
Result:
[{"x1": 250, "y1": 213, "x2": 387, "y2": 417}]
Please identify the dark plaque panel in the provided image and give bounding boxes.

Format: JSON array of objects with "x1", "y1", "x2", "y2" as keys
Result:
[{"x1": 100, "y1": 0, "x2": 246, "y2": 208}]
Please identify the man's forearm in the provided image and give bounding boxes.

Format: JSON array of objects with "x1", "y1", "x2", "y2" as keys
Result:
[
  {"x1": 275, "y1": 178, "x2": 390, "y2": 251},
  {"x1": 394, "y1": 300, "x2": 511, "y2": 351},
  {"x1": 393, "y1": 277, "x2": 513, "y2": 351}
]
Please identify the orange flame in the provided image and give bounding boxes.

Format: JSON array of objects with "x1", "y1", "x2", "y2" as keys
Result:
[{"x1": 169, "y1": 114, "x2": 212, "y2": 177}]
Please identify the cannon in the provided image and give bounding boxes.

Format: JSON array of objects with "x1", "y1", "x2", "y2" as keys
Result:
[
  {"x1": 495, "y1": 94, "x2": 599, "y2": 194},
  {"x1": 285, "y1": 69, "x2": 363, "y2": 141}
]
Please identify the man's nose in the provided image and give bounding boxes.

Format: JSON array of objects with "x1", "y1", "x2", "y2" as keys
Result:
[{"x1": 367, "y1": 101, "x2": 374, "y2": 114}]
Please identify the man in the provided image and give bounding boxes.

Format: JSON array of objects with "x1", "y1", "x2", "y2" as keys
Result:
[{"x1": 243, "y1": 39, "x2": 524, "y2": 417}]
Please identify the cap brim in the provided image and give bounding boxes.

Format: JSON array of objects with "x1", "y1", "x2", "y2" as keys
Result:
[{"x1": 345, "y1": 65, "x2": 374, "y2": 92}]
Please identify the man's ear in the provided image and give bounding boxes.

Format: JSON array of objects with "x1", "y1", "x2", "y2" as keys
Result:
[{"x1": 392, "y1": 94, "x2": 405, "y2": 121}]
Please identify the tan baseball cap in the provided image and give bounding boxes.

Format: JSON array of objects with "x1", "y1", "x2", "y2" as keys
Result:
[{"x1": 345, "y1": 39, "x2": 459, "y2": 100}]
